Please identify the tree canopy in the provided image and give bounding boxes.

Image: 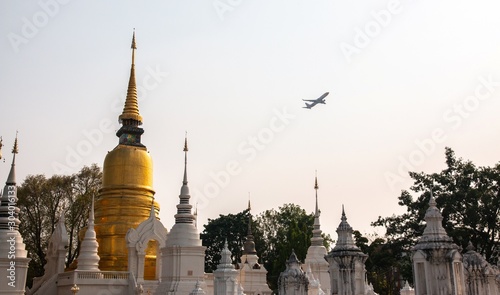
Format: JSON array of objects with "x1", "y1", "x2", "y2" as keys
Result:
[
  {"x1": 370, "y1": 147, "x2": 500, "y2": 292},
  {"x1": 200, "y1": 203, "x2": 332, "y2": 292},
  {"x1": 200, "y1": 208, "x2": 251, "y2": 272},
  {"x1": 17, "y1": 164, "x2": 102, "y2": 287}
]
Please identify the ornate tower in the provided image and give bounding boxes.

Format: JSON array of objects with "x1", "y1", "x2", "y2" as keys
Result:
[
  {"x1": 238, "y1": 201, "x2": 273, "y2": 295},
  {"x1": 304, "y1": 174, "x2": 330, "y2": 293},
  {"x1": 94, "y1": 32, "x2": 159, "y2": 272},
  {"x1": 214, "y1": 240, "x2": 240, "y2": 295},
  {"x1": 412, "y1": 192, "x2": 466, "y2": 295},
  {"x1": 0, "y1": 136, "x2": 30, "y2": 295},
  {"x1": 325, "y1": 206, "x2": 368, "y2": 295},
  {"x1": 157, "y1": 136, "x2": 207, "y2": 294},
  {"x1": 278, "y1": 250, "x2": 309, "y2": 295},
  {"x1": 77, "y1": 197, "x2": 100, "y2": 271}
]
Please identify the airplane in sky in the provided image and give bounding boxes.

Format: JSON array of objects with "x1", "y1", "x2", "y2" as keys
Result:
[{"x1": 303, "y1": 92, "x2": 329, "y2": 109}]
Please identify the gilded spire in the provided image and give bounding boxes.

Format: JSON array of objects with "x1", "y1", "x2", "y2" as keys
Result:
[{"x1": 118, "y1": 30, "x2": 143, "y2": 124}]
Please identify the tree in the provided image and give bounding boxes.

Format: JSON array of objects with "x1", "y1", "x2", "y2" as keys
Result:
[
  {"x1": 201, "y1": 208, "x2": 251, "y2": 272},
  {"x1": 200, "y1": 203, "x2": 332, "y2": 293},
  {"x1": 17, "y1": 164, "x2": 102, "y2": 287},
  {"x1": 373, "y1": 147, "x2": 500, "y2": 276},
  {"x1": 254, "y1": 203, "x2": 332, "y2": 292},
  {"x1": 354, "y1": 231, "x2": 411, "y2": 295}
]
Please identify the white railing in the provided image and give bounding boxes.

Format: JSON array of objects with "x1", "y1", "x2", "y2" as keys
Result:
[{"x1": 76, "y1": 271, "x2": 130, "y2": 280}]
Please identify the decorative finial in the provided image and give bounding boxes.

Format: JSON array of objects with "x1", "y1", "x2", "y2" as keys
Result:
[
  {"x1": 89, "y1": 195, "x2": 95, "y2": 225},
  {"x1": 131, "y1": 29, "x2": 137, "y2": 50},
  {"x1": 12, "y1": 132, "x2": 18, "y2": 154},
  {"x1": 183, "y1": 131, "x2": 189, "y2": 152},
  {"x1": 248, "y1": 193, "x2": 251, "y2": 211},
  {"x1": 118, "y1": 30, "x2": 143, "y2": 124},
  {"x1": 314, "y1": 170, "x2": 318, "y2": 190},
  {"x1": 182, "y1": 136, "x2": 189, "y2": 186},
  {"x1": 0, "y1": 136, "x2": 3, "y2": 160},
  {"x1": 429, "y1": 189, "x2": 437, "y2": 206}
]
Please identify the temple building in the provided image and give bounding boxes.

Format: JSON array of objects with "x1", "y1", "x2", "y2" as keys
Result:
[
  {"x1": 411, "y1": 192, "x2": 466, "y2": 295},
  {"x1": 325, "y1": 206, "x2": 376, "y2": 295},
  {"x1": 213, "y1": 240, "x2": 241, "y2": 295},
  {"x1": 6, "y1": 32, "x2": 500, "y2": 295},
  {"x1": 278, "y1": 250, "x2": 309, "y2": 295},
  {"x1": 236, "y1": 201, "x2": 273, "y2": 295},
  {"x1": 93, "y1": 31, "x2": 160, "y2": 277}
]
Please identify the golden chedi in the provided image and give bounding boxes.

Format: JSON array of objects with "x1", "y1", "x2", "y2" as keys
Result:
[{"x1": 94, "y1": 32, "x2": 159, "y2": 277}]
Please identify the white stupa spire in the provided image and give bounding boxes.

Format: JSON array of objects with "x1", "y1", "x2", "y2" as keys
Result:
[
  {"x1": 77, "y1": 196, "x2": 100, "y2": 271},
  {"x1": 218, "y1": 239, "x2": 234, "y2": 269},
  {"x1": 175, "y1": 134, "x2": 195, "y2": 224},
  {"x1": 0, "y1": 134, "x2": 20, "y2": 231},
  {"x1": 311, "y1": 172, "x2": 324, "y2": 247},
  {"x1": 421, "y1": 190, "x2": 449, "y2": 240},
  {"x1": 332, "y1": 205, "x2": 358, "y2": 251}
]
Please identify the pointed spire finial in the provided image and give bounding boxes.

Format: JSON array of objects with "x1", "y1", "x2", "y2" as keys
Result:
[
  {"x1": 314, "y1": 170, "x2": 318, "y2": 190},
  {"x1": 175, "y1": 136, "x2": 194, "y2": 224},
  {"x1": 89, "y1": 195, "x2": 95, "y2": 226},
  {"x1": 314, "y1": 172, "x2": 319, "y2": 217},
  {"x1": 182, "y1": 135, "x2": 189, "y2": 186},
  {"x1": 311, "y1": 172, "x2": 324, "y2": 246},
  {"x1": 0, "y1": 136, "x2": 3, "y2": 160},
  {"x1": 118, "y1": 30, "x2": 143, "y2": 124},
  {"x1": 149, "y1": 200, "x2": 155, "y2": 218},
  {"x1": 6, "y1": 133, "x2": 18, "y2": 184},
  {"x1": 248, "y1": 193, "x2": 251, "y2": 211},
  {"x1": 131, "y1": 28, "x2": 137, "y2": 50},
  {"x1": 243, "y1": 197, "x2": 257, "y2": 255},
  {"x1": 12, "y1": 131, "x2": 18, "y2": 154},
  {"x1": 429, "y1": 188, "x2": 436, "y2": 206}
]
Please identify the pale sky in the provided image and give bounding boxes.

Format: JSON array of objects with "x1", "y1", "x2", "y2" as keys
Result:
[{"x1": 1, "y1": 0, "x2": 500, "y2": 243}]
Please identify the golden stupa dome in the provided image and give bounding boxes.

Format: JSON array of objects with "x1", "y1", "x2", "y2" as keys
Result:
[{"x1": 102, "y1": 145, "x2": 153, "y2": 189}]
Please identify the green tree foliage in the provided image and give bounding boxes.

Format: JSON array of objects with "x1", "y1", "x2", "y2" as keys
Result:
[
  {"x1": 17, "y1": 164, "x2": 102, "y2": 287},
  {"x1": 200, "y1": 203, "x2": 332, "y2": 292},
  {"x1": 372, "y1": 147, "x2": 500, "y2": 289},
  {"x1": 254, "y1": 204, "x2": 316, "y2": 291},
  {"x1": 201, "y1": 208, "x2": 251, "y2": 272},
  {"x1": 354, "y1": 231, "x2": 411, "y2": 295}
]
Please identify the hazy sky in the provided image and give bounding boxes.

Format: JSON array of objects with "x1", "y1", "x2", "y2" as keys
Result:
[{"x1": 1, "y1": 0, "x2": 500, "y2": 242}]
